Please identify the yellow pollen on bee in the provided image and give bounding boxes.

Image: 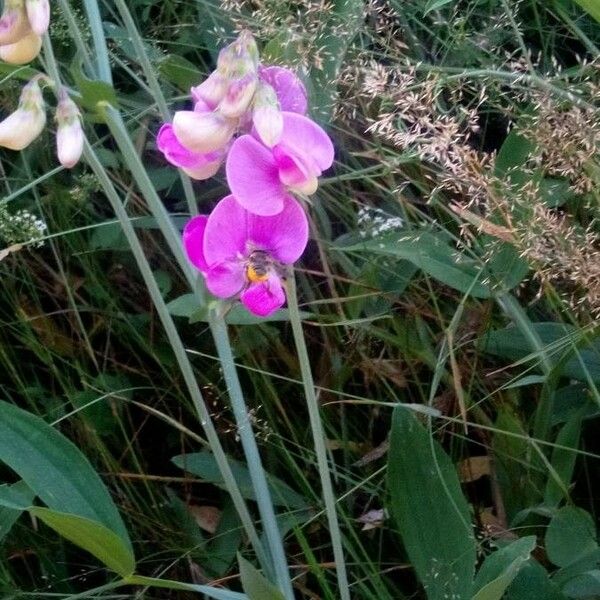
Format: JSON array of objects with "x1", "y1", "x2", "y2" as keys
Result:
[{"x1": 246, "y1": 264, "x2": 269, "y2": 282}]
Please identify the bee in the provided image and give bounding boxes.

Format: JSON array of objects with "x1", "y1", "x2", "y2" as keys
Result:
[{"x1": 246, "y1": 250, "x2": 271, "y2": 282}]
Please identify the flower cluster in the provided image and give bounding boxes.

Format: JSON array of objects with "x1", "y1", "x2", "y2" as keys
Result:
[
  {"x1": 159, "y1": 32, "x2": 334, "y2": 316},
  {"x1": 0, "y1": 77, "x2": 84, "y2": 169},
  {"x1": 0, "y1": 0, "x2": 49, "y2": 65}
]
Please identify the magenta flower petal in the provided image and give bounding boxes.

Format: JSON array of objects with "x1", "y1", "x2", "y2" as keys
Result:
[
  {"x1": 241, "y1": 274, "x2": 285, "y2": 316},
  {"x1": 226, "y1": 135, "x2": 293, "y2": 216},
  {"x1": 157, "y1": 124, "x2": 223, "y2": 180},
  {"x1": 202, "y1": 195, "x2": 248, "y2": 266},
  {"x1": 183, "y1": 215, "x2": 209, "y2": 272},
  {"x1": 247, "y1": 196, "x2": 309, "y2": 264},
  {"x1": 206, "y1": 262, "x2": 245, "y2": 298},
  {"x1": 259, "y1": 66, "x2": 307, "y2": 115},
  {"x1": 279, "y1": 112, "x2": 334, "y2": 172}
]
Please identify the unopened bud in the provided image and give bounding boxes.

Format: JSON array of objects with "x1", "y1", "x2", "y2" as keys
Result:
[
  {"x1": 217, "y1": 30, "x2": 258, "y2": 79},
  {"x1": 55, "y1": 92, "x2": 83, "y2": 168},
  {"x1": 0, "y1": 0, "x2": 30, "y2": 45},
  {"x1": 218, "y1": 73, "x2": 257, "y2": 119},
  {"x1": 252, "y1": 82, "x2": 282, "y2": 147},
  {"x1": 0, "y1": 77, "x2": 45, "y2": 150},
  {"x1": 0, "y1": 30, "x2": 41, "y2": 64},
  {"x1": 191, "y1": 71, "x2": 228, "y2": 110},
  {"x1": 172, "y1": 110, "x2": 235, "y2": 153},
  {"x1": 24, "y1": 0, "x2": 49, "y2": 35}
]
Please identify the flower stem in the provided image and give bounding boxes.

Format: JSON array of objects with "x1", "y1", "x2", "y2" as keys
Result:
[
  {"x1": 286, "y1": 273, "x2": 351, "y2": 600},
  {"x1": 209, "y1": 314, "x2": 295, "y2": 600},
  {"x1": 82, "y1": 139, "x2": 270, "y2": 574},
  {"x1": 81, "y1": 0, "x2": 113, "y2": 84}
]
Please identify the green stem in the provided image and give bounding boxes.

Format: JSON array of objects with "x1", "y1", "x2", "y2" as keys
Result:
[
  {"x1": 53, "y1": 0, "x2": 95, "y2": 76},
  {"x1": 209, "y1": 314, "x2": 294, "y2": 599},
  {"x1": 81, "y1": 0, "x2": 113, "y2": 84},
  {"x1": 285, "y1": 274, "x2": 351, "y2": 600},
  {"x1": 111, "y1": 0, "x2": 198, "y2": 216},
  {"x1": 82, "y1": 140, "x2": 269, "y2": 572}
]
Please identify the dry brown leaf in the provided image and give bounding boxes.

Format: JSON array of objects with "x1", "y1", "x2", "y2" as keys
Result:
[
  {"x1": 188, "y1": 505, "x2": 221, "y2": 534},
  {"x1": 458, "y1": 455, "x2": 491, "y2": 482}
]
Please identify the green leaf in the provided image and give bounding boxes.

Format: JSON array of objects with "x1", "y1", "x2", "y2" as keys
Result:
[
  {"x1": 0, "y1": 400, "x2": 131, "y2": 551},
  {"x1": 306, "y1": 0, "x2": 363, "y2": 122},
  {"x1": 158, "y1": 55, "x2": 203, "y2": 90},
  {"x1": 238, "y1": 554, "x2": 285, "y2": 600},
  {"x1": 506, "y1": 559, "x2": 565, "y2": 600},
  {"x1": 387, "y1": 407, "x2": 476, "y2": 599},
  {"x1": 472, "y1": 537, "x2": 536, "y2": 600},
  {"x1": 546, "y1": 507, "x2": 598, "y2": 568},
  {"x1": 339, "y1": 231, "x2": 506, "y2": 298},
  {"x1": 544, "y1": 410, "x2": 584, "y2": 507},
  {"x1": 0, "y1": 481, "x2": 35, "y2": 542},
  {"x1": 482, "y1": 323, "x2": 600, "y2": 383},
  {"x1": 424, "y1": 0, "x2": 456, "y2": 14},
  {"x1": 31, "y1": 508, "x2": 135, "y2": 577},
  {"x1": 127, "y1": 575, "x2": 247, "y2": 599},
  {"x1": 73, "y1": 70, "x2": 118, "y2": 112},
  {"x1": 166, "y1": 293, "x2": 198, "y2": 317},
  {"x1": 172, "y1": 451, "x2": 309, "y2": 510},
  {"x1": 572, "y1": 0, "x2": 600, "y2": 22},
  {"x1": 562, "y1": 570, "x2": 600, "y2": 598}
]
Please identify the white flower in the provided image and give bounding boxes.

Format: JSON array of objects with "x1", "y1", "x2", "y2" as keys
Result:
[
  {"x1": 0, "y1": 78, "x2": 45, "y2": 151},
  {"x1": 55, "y1": 93, "x2": 83, "y2": 168},
  {"x1": 0, "y1": 30, "x2": 42, "y2": 64},
  {"x1": 25, "y1": 0, "x2": 49, "y2": 35}
]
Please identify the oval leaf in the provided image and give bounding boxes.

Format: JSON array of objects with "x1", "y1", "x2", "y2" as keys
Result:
[
  {"x1": 0, "y1": 400, "x2": 131, "y2": 550},
  {"x1": 387, "y1": 407, "x2": 476, "y2": 599},
  {"x1": 31, "y1": 508, "x2": 135, "y2": 577}
]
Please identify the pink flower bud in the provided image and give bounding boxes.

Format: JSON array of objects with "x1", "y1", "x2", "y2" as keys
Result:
[
  {"x1": 0, "y1": 0, "x2": 30, "y2": 45},
  {"x1": 24, "y1": 0, "x2": 49, "y2": 35},
  {"x1": 252, "y1": 82, "x2": 282, "y2": 147},
  {"x1": 55, "y1": 93, "x2": 83, "y2": 168},
  {"x1": 172, "y1": 110, "x2": 235, "y2": 153},
  {"x1": 218, "y1": 73, "x2": 257, "y2": 119},
  {"x1": 191, "y1": 71, "x2": 228, "y2": 110},
  {"x1": 0, "y1": 30, "x2": 41, "y2": 64},
  {"x1": 0, "y1": 77, "x2": 45, "y2": 150},
  {"x1": 217, "y1": 30, "x2": 258, "y2": 79}
]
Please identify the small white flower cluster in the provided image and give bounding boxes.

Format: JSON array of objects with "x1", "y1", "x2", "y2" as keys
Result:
[
  {"x1": 0, "y1": 204, "x2": 47, "y2": 247},
  {"x1": 357, "y1": 205, "x2": 404, "y2": 238}
]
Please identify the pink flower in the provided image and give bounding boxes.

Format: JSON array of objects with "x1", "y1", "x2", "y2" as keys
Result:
[
  {"x1": 226, "y1": 111, "x2": 334, "y2": 216},
  {"x1": 183, "y1": 194, "x2": 308, "y2": 317},
  {"x1": 259, "y1": 66, "x2": 307, "y2": 115},
  {"x1": 157, "y1": 124, "x2": 223, "y2": 180}
]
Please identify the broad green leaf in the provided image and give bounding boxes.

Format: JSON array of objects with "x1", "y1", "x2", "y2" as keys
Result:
[
  {"x1": 166, "y1": 293, "x2": 198, "y2": 317},
  {"x1": 0, "y1": 400, "x2": 131, "y2": 550},
  {"x1": 238, "y1": 554, "x2": 285, "y2": 600},
  {"x1": 387, "y1": 407, "x2": 476, "y2": 599},
  {"x1": 307, "y1": 0, "x2": 363, "y2": 122},
  {"x1": 127, "y1": 575, "x2": 247, "y2": 599},
  {"x1": 546, "y1": 507, "x2": 598, "y2": 568},
  {"x1": 472, "y1": 536, "x2": 536, "y2": 600},
  {"x1": 73, "y1": 70, "x2": 118, "y2": 112},
  {"x1": 495, "y1": 131, "x2": 536, "y2": 181},
  {"x1": 482, "y1": 323, "x2": 600, "y2": 383},
  {"x1": 158, "y1": 55, "x2": 203, "y2": 90},
  {"x1": 31, "y1": 508, "x2": 135, "y2": 577},
  {"x1": 544, "y1": 410, "x2": 583, "y2": 507},
  {"x1": 424, "y1": 0, "x2": 456, "y2": 14},
  {"x1": 0, "y1": 481, "x2": 35, "y2": 542},
  {"x1": 572, "y1": 0, "x2": 600, "y2": 22},
  {"x1": 562, "y1": 570, "x2": 600, "y2": 598},
  {"x1": 172, "y1": 451, "x2": 309, "y2": 510},
  {"x1": 339, "y1": 230, "x2": 522, "y2": 298},
  {"x1": 506, "y1": 559, "x2": 565, "y2": 599},
  {"x1": 552, "y1": 548, "x2": 600, "y2": 589}
]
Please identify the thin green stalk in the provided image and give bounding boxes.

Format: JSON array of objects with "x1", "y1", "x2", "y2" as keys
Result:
[
  {"x1": 81, "y1": 0, "x2": 113, "y2": 84},
  {"x1": 82, "y1": 139, "x2": 270, "y2": 573},
  {"x1": 111, "y1": 0, "x2": 198, "y2": 216},
  {"x1": 286, "y1": 274, "x2": 351, "y2": 600},
  {"x1": 100, "y1": 105, "x2": 196, "y2": 288},
  {"x1": 209, "y1": 315, "x2": 295, "y2": 600}
]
